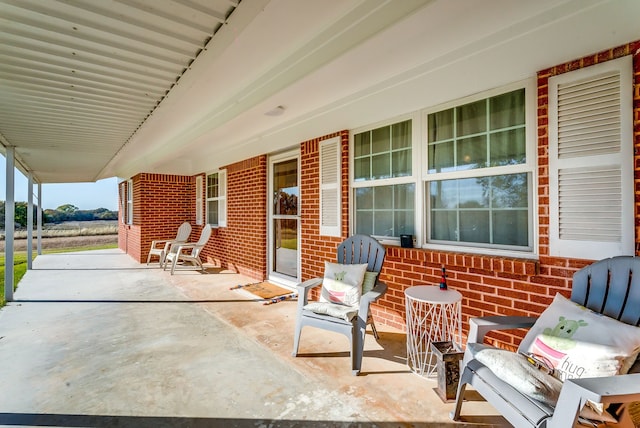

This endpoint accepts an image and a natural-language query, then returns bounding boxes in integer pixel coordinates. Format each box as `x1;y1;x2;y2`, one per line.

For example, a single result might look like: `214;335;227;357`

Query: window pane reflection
355;183;415;238
429;174;528;247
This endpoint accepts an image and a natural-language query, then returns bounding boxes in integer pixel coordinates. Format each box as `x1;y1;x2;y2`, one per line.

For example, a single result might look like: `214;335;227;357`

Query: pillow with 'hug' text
519;293;640;382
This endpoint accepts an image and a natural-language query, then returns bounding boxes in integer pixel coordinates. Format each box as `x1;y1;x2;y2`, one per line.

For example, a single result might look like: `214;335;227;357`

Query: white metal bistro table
405;285;462;377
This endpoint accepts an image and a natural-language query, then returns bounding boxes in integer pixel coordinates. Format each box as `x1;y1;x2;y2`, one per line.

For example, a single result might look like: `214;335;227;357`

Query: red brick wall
376;249;591;348
201;156;268;280
119;173;194;263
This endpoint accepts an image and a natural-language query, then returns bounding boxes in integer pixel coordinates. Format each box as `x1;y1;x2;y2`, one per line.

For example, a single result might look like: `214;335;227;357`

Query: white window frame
195;175;204;226
349;81;539;257
206;170;227;228
422;80;537;257
119;181;126;224
126;179;133;225
320;137;341;237
350;113;421;245
548;56;634;259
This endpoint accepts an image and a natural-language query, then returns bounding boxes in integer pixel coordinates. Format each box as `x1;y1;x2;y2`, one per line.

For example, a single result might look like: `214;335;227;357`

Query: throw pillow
529;334;623;379
518;293;640;382
320;262;368;307
362;271;378;295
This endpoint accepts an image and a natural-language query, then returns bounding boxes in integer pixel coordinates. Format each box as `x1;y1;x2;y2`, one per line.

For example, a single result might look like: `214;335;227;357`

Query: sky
0;157;119;211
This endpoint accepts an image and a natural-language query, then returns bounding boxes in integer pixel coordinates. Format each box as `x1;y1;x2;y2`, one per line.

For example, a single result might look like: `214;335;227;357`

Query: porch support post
37;183;42;255
4;147;15;302
27;173;33;270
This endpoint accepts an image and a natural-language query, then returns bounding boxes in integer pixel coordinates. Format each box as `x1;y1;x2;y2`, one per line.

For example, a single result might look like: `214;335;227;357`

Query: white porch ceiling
0;0;238;182
0;0;639;184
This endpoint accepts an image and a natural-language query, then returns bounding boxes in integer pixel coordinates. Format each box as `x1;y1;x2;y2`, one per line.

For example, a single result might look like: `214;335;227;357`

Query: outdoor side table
405;285;462;377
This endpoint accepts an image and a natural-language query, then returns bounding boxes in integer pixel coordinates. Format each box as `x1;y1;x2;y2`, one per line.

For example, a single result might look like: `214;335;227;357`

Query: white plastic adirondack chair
451;256;640;428
146;222;191;266
164;224;212;275
292;235;387;375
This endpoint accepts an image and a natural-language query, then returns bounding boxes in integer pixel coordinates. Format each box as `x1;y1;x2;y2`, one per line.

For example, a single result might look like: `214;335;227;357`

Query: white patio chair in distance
146;222;191;266
164;224;213;275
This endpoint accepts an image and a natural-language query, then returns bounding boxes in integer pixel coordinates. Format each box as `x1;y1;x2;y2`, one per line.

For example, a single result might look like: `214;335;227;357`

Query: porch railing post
4;147;15;302
27;173;33;269
37;183;42;255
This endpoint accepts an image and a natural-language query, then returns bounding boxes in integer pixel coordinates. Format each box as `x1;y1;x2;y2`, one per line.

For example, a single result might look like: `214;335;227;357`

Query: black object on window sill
400;234;413;248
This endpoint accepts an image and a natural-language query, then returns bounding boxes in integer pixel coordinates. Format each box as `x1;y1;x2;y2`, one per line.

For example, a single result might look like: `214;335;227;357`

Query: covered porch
0;249;507;427
1;2;639;425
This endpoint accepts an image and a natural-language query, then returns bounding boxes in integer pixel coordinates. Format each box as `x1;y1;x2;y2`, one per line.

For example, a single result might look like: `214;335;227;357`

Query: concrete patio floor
0;249;510;427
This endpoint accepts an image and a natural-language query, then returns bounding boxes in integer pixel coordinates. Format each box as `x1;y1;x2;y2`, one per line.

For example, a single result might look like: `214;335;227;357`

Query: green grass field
0;243;117;308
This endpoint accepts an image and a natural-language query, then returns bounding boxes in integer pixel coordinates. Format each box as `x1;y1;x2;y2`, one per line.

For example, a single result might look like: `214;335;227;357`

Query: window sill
421;243;538;261
387;245;539;277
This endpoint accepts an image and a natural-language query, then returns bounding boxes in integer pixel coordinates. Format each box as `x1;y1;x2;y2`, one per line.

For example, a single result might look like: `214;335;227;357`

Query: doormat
231;282;297;305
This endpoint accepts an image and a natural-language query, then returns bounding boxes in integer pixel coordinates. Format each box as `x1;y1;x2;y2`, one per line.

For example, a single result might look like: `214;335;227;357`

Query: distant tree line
0;202;117;227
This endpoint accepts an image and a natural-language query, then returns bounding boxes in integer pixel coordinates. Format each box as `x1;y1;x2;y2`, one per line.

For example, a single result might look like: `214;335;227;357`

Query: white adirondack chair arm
150;239;172;247
295;278;323;306
158;239;184;253
358;281;387;318
161;240;174;252
166;241;181;253
568;373;640;404
149;240;171;258
359;281;387;305
296;277;323;291
547;373;640;428
176;243;200;251
468;315;538;344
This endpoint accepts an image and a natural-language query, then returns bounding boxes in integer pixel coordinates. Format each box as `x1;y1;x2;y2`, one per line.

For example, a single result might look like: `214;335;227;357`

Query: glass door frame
267;150;301;287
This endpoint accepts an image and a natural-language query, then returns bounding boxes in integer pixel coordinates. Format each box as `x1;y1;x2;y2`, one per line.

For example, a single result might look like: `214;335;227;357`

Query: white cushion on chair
473;346;562;407
303;302;358;322
320;262;368;307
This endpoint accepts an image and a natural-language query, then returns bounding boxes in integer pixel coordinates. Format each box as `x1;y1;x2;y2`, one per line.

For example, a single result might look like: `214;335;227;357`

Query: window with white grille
424;86;534;251
207;170;227;227
126;180;133;225
352;119;415;241
548;56;633;259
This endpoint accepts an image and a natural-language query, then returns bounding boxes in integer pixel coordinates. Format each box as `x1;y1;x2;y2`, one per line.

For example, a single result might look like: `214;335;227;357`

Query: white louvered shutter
195;175;203;225
320;137;341;236
218;170;227;228
549;56;633;259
